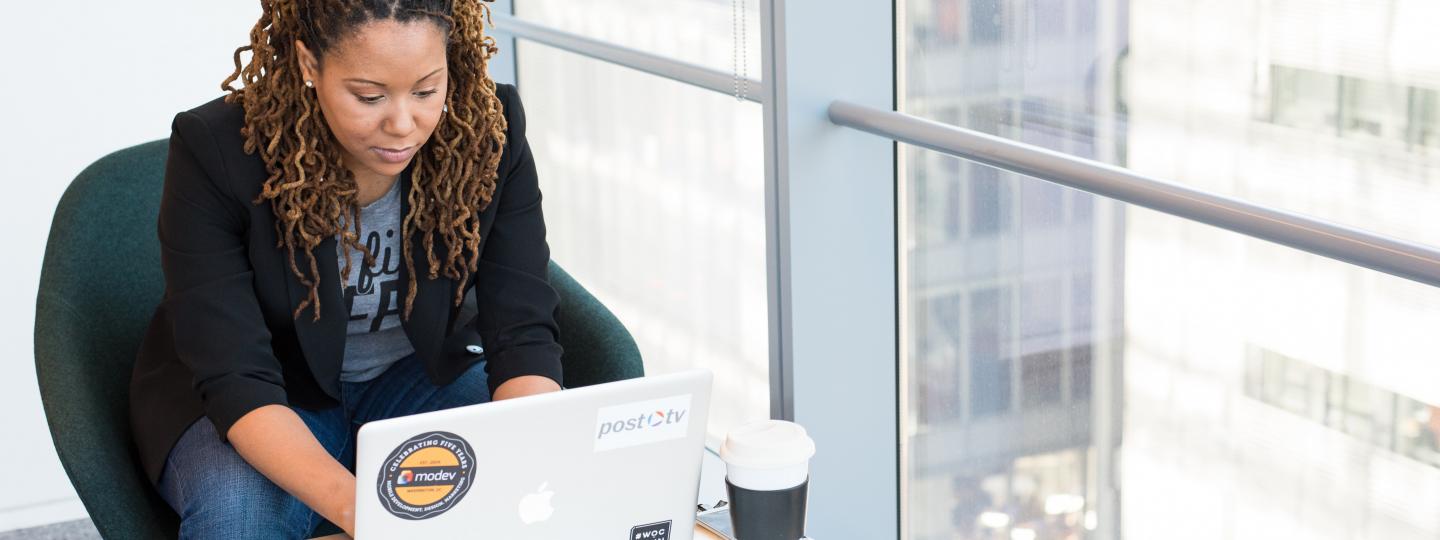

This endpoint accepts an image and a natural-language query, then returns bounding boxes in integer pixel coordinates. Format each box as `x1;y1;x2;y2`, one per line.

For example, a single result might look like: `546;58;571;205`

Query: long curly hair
220;0;507;322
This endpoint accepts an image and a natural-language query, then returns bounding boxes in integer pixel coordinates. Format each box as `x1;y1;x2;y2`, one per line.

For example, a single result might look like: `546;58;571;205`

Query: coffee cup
718;420;816;540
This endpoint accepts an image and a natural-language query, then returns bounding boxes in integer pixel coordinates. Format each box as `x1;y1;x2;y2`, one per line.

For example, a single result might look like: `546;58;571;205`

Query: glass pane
516;42;768;447
904;160;1440;539
901;0;1440;246
515;0;762;81
904;158;1101;539
901;1;1440;538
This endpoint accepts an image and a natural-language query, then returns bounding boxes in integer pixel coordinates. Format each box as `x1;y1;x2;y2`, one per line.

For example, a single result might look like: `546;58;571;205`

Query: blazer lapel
285;231;346;399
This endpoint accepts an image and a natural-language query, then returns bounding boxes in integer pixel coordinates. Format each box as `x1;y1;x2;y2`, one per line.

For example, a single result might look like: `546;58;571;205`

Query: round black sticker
376;431;476;520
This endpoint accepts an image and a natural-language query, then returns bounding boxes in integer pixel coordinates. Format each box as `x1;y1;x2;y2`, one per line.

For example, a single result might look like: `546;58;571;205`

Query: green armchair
34;139;642;538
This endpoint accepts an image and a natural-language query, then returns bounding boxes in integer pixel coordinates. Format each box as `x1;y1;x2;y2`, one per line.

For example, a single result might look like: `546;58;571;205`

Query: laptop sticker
631;519;673;539
594;394;693;452
376;431;476;520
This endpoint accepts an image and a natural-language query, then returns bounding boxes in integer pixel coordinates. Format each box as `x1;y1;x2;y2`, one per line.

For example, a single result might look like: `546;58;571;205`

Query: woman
128;1;563;537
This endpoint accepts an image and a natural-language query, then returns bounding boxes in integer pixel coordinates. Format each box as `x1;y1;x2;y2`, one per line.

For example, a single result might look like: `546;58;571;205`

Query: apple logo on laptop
518;482;555;524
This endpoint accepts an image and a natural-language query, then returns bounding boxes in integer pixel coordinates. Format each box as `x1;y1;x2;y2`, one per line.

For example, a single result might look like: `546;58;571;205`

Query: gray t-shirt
336;179;415;382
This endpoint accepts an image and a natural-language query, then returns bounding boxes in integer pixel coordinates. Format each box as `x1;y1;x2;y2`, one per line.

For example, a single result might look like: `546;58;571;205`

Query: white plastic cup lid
719;419;816;470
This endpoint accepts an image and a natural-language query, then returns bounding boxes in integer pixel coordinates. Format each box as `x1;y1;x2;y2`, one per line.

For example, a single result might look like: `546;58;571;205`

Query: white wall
0;1;259;530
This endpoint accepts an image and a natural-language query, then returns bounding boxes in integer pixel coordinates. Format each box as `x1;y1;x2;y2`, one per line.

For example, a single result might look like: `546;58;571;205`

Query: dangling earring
442;103;448;113
304;79;314;89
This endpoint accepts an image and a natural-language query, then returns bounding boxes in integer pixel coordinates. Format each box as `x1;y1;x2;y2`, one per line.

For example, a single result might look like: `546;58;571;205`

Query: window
968;287;1015;418
1269;65;1340;133
1411;87;1440;149
900;1;1440;538
514;0;760;75
515;21;767;447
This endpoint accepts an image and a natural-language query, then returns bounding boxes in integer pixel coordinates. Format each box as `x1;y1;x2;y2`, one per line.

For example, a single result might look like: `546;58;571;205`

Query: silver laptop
354;368;713;539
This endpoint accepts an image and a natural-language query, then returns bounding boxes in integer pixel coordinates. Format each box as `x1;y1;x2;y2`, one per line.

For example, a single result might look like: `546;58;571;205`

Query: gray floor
0;520;100;540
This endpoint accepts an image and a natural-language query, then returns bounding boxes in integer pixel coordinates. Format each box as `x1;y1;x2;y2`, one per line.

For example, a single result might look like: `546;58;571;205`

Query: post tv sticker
594;394;692;452
376;431;476;520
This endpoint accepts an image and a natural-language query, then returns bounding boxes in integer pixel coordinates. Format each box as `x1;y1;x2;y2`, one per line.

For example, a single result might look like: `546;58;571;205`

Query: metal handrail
829;100;1440;289
485;13;1440;289
490;13;765;104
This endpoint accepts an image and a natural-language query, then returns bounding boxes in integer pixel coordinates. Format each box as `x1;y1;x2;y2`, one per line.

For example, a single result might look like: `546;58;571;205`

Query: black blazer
129;83;563;484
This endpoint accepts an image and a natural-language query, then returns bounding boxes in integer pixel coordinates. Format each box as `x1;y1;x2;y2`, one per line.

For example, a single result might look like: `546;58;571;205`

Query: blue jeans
153;353;491;539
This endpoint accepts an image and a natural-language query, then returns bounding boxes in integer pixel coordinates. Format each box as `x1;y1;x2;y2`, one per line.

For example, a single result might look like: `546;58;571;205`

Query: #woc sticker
376;431;476;520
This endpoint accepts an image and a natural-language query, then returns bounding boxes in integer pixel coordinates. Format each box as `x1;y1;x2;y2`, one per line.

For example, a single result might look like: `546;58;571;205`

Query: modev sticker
594;394;692;452
376;431;476;520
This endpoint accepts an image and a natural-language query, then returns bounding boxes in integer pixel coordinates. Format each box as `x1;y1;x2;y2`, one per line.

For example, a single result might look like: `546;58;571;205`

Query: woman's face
295;20;448;183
